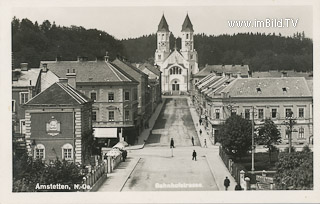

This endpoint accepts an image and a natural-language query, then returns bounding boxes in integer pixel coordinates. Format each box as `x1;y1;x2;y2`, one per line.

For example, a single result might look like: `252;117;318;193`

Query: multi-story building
155;14;199;94
137;62;162;113
112;58;150;130
12;63;59;157
24;80;93;164
41;56;139;145
195;75;313;147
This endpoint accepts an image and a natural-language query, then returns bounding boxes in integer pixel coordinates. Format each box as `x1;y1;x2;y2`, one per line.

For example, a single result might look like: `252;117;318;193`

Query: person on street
170;138;175;148
191;136;194;146
199;129;202;136
199;118;202;125
224;176;230;191
235;182;242;190
192;150;197;161
122;150;127;162
204;139;207;148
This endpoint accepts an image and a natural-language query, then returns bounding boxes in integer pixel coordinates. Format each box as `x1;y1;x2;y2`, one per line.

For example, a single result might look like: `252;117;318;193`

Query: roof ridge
105;61;123;81
65;84;89;103
57;83;83;104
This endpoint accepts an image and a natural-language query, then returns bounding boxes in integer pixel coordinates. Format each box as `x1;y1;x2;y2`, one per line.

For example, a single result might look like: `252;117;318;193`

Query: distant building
12;63;59;157
41;56;140;145
252;70;313;79
195;76;313;146
155;14;199;95
137;62;162;112
24;80;93;164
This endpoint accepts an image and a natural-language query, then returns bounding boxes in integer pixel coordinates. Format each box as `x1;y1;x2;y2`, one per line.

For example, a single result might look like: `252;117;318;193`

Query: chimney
237;72;241;78
281;71;287;77
66;70;76;89
42;63;48;72
59;78;68;85
104;51;109;62
77;56;88;62
20;63;28;71
56;56;62;61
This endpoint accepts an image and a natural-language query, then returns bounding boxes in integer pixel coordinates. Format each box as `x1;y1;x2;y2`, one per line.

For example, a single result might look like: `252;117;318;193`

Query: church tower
155;15;171;66
180;14;199;75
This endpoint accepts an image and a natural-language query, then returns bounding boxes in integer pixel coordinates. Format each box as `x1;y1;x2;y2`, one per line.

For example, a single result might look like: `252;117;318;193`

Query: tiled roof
25;82;91;106
306;80;313;94
138;62;161;76
40;60;138;84
112;58;148;80
40;70;60;92
221;77;312;98
12;68;41;87
252;70;313;79
181;14;194;32
158;15;170;32
195;64;250;77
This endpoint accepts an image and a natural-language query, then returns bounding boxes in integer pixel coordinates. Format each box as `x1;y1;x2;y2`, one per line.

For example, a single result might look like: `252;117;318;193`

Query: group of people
224;177;243;191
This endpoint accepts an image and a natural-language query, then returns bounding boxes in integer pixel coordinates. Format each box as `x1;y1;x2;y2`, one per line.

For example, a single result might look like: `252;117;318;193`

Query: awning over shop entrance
94;128;118;138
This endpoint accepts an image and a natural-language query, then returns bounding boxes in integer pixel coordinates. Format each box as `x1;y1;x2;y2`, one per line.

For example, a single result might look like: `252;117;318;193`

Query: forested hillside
12;18;313;72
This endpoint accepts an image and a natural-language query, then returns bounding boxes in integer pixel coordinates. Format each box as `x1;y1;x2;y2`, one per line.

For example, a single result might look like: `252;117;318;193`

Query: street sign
256;175;274;184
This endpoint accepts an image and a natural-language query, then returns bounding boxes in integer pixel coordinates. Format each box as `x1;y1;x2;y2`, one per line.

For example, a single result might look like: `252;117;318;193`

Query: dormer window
256;87;261;93
282;87;287;92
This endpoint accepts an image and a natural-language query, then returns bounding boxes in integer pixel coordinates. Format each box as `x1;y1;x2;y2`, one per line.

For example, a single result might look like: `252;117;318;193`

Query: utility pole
251;106;255;172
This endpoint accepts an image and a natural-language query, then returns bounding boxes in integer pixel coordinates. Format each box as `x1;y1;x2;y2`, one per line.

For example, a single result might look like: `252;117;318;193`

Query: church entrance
171;80;180;95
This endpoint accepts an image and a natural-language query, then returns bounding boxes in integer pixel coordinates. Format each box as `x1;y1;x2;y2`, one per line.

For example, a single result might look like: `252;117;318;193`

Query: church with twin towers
155;14;199;95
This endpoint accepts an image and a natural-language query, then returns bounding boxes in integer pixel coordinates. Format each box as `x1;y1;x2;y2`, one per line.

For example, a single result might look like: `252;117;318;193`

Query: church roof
158;15;170;32
181;14;194;32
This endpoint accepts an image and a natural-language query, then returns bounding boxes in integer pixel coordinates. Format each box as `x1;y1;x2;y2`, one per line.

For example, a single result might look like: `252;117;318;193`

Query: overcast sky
11;5;312;40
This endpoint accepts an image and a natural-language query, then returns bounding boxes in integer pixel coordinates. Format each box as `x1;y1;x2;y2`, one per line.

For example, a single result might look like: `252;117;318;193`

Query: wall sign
46;116;61;136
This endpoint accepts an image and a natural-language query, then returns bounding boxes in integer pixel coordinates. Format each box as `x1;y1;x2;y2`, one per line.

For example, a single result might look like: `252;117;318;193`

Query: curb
204;155;222;191
119;158;141;192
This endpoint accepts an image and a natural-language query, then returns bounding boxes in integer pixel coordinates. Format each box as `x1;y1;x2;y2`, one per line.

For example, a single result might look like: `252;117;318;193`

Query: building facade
41;56;139;145
24;81;93;164
155;14;199;95
195;75;313;147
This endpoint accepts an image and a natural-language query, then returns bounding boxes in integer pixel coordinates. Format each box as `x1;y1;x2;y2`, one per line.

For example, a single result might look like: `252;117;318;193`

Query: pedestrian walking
199;118;202;125
170;138;175;148
191;136;194;146
204;139;207;148
199;129;202;135
122;150;127;162
235;182;242;190
224;176;230;191
192;150;197;161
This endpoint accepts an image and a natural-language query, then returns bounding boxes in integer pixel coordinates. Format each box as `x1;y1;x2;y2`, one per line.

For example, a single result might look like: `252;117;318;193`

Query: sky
11;5;313;40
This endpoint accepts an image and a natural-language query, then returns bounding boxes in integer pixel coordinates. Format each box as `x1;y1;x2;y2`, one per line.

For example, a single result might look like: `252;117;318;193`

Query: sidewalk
187;97;214;148
187;97;237;191
95;157;140;192
126;99;166;150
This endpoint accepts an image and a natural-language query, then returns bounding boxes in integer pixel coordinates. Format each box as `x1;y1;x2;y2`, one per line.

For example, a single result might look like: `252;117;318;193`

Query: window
285;129;289;139
186;34;189;39
190;55;193;60
298;108;304;118
162;34;164;40
285;108;293;118
125;110;130;121
158;55;161;60
90;92;97;101
108;92;114;102
258;109;264;119
125;91;130;101
20;92;29;104
231;109;237;116
179;69;182;74
215;109;220;119
109;111;114;121
62;143;73;160
34;144;45;159
170;69;172;75
20;120;26;134
12;100;16;112
298;127;305;139
92;111;97;121
245;109;250;120
271;109;277;118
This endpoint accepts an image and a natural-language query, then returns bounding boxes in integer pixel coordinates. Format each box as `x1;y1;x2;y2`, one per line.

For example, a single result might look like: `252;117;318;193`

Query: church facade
155;14;199;95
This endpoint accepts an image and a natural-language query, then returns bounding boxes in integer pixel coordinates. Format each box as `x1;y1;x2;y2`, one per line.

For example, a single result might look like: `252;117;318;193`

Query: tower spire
181;14;194;32
158;14;170;32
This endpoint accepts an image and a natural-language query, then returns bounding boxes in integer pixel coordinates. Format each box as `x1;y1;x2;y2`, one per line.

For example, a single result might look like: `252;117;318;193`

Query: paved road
146;98;200;147
122;98;219;191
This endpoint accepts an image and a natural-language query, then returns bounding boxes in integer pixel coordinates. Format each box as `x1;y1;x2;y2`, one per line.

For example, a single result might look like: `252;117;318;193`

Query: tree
256;119;281;163
218;115;252;160
275;151;313;190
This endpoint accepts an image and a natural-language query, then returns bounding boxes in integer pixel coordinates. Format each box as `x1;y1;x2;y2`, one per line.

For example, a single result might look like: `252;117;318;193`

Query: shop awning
94;128;118;138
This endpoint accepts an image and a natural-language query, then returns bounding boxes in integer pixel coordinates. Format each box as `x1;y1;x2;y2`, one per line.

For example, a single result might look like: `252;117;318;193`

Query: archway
170;79;180;95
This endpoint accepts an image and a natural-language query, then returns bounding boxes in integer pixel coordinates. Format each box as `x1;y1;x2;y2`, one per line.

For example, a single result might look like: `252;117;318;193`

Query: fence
219;146;248;183
82;162;106;191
